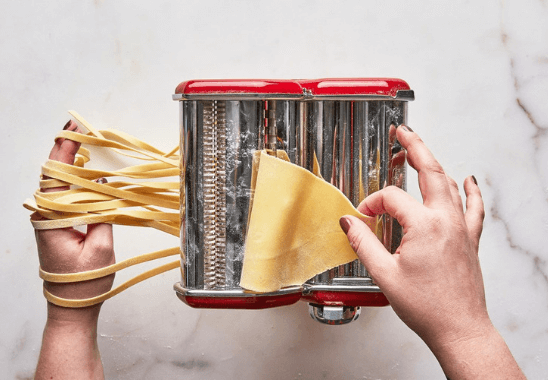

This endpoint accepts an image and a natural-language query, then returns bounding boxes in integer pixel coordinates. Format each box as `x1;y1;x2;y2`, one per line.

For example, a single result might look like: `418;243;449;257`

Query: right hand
339;125;489;349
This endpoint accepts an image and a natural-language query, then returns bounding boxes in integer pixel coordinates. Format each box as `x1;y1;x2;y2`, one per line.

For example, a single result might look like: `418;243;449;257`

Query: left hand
34;120;115;322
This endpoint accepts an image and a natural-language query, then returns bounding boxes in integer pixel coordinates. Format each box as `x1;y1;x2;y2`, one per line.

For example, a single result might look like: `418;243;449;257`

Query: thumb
84;223;115;268
340;215;395;287
83;179;115;267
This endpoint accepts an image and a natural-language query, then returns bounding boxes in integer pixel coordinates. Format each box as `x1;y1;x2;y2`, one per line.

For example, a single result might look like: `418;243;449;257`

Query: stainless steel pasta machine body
173;78;414;325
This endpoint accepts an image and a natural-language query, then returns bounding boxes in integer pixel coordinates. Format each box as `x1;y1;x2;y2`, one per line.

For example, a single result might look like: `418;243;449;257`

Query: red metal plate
176;292;303;310
175;79;303;96
299;78;411;97
302;290;390;307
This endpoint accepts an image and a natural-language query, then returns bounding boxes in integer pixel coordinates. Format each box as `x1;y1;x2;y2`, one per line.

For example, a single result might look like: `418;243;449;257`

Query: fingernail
339;216;351;234
94;177;108;184
399;124;414;133
471;175;478;186
63;120;72;130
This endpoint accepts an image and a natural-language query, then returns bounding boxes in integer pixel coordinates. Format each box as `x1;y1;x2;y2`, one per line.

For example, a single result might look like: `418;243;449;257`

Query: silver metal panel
180;98;407;291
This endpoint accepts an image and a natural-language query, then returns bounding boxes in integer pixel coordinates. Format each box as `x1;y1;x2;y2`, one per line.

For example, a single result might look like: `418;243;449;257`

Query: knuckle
424;161;446;176
407;133;424;147
88;239;113;256
347;229;367;254
469;195;486;222
426;210;446;229
446;175;459;190
477;206;486;221
383;185;402;198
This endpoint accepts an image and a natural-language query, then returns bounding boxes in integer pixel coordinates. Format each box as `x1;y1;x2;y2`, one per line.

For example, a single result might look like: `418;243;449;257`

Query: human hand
34;120;115;322
340;125;525;378
340;124;487;346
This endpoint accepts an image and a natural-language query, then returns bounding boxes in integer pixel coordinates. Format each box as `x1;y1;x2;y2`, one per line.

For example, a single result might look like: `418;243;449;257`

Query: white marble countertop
1;0;547;378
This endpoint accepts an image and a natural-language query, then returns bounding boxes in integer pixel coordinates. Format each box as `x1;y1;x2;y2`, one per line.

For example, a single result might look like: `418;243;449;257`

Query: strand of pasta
43;260;181;308
24;111;183;308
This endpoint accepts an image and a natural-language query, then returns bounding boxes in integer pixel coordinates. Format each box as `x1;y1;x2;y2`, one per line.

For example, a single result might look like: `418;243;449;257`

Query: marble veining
488;175;548;286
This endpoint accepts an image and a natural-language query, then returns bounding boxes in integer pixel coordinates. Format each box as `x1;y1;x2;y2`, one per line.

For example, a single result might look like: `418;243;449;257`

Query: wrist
429;317;496;358
46;301;102;328
37;305;104;380
427;313;495;352
44;313;98;338
429;321;525;379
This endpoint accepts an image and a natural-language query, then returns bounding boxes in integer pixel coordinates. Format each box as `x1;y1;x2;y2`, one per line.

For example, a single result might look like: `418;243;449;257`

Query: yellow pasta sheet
240;151;376;293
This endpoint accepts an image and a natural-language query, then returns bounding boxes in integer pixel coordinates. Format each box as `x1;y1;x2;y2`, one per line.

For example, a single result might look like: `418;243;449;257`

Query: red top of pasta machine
297;78;414;99
173;78;414;100
173;79;304;99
